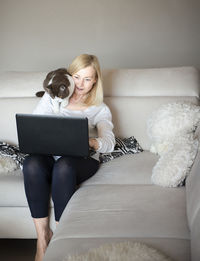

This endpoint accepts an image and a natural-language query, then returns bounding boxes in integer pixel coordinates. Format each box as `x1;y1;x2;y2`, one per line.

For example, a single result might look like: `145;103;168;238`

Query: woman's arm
95;120;115;153
92;104;115;153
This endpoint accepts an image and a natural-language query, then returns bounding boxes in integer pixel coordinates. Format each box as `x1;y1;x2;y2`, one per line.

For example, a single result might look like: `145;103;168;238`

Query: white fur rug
64;242;173;261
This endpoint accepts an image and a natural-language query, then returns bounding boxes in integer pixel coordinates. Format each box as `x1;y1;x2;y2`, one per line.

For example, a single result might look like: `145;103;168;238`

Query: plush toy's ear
43;70;56;88
46;85;52;90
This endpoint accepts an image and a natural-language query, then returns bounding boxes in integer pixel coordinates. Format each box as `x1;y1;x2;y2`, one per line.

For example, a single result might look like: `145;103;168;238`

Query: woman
23;54;115;261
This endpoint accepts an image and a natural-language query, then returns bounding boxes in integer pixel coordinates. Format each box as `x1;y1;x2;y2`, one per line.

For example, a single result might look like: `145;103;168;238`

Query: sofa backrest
0;67;199;149
102;67;200;149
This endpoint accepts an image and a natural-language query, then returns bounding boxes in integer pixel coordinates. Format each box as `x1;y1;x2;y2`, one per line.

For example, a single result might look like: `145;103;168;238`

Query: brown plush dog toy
36;68;75;113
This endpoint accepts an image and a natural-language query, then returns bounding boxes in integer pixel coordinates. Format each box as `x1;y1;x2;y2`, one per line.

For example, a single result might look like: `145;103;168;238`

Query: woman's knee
23;155;54;178
53;157;77;181
54;156;76;170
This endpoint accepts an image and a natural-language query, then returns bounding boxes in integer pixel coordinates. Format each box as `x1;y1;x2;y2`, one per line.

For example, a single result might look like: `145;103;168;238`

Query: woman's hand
89;138;99;151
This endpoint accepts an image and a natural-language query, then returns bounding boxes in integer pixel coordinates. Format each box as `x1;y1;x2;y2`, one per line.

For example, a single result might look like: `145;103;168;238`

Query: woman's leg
52;156;99;222
33;217;53;261
23;154;55;261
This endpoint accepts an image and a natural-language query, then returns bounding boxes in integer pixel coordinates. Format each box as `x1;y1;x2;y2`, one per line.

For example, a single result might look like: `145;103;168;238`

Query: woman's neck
66;93;88;111
70;93;85;103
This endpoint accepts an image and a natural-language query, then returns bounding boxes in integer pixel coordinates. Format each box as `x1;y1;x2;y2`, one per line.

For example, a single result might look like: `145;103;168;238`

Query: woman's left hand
89;138;99;151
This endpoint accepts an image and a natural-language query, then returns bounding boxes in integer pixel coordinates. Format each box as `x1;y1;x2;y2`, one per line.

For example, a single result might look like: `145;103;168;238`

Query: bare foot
35;229;53;261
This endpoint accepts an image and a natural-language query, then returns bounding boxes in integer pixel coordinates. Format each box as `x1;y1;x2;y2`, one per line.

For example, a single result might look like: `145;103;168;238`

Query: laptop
16;114;89;157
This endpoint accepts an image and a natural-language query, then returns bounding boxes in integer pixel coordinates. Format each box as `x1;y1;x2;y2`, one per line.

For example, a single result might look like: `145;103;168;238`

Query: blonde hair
68;54;103;106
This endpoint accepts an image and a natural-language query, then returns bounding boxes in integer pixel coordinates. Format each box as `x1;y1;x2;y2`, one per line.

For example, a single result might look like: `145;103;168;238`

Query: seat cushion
82;151;159;185
45;184;190;261
57;185;189;240
0;169;27;206
0;151;156;206
0;169;53;207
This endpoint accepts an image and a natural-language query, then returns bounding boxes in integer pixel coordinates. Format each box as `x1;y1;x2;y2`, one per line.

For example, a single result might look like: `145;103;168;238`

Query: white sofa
0;67;199;261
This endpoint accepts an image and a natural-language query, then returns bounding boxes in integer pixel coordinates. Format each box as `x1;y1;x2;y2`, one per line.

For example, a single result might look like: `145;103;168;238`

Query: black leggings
23;155;99;222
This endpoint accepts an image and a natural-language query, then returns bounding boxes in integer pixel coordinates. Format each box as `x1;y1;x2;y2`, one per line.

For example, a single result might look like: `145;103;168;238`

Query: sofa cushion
0;207;55;238
99;136;143;163
104;96;200;150
2;95;198;149
0;97;38;145
0;71;47;98
0;169;52;207
1;67;199;98
102;67;200;97
0;169;27;206
0;151;156;207
59;185;189;240
46;184;189;261
83;151;158;185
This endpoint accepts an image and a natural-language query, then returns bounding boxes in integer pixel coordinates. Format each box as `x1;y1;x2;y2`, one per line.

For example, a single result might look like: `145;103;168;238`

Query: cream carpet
64;241;173;261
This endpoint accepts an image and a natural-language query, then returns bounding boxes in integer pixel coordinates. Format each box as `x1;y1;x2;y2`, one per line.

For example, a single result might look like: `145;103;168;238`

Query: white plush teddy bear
147;102;200;187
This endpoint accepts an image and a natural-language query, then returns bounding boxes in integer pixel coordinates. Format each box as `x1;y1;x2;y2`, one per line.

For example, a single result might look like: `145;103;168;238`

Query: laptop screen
16;114;89;157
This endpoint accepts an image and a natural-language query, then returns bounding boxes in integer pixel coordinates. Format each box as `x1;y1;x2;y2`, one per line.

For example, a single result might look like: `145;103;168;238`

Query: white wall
0;0;199;71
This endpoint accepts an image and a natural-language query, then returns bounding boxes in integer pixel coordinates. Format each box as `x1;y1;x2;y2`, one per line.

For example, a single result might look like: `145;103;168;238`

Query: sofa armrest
194;123;200;140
